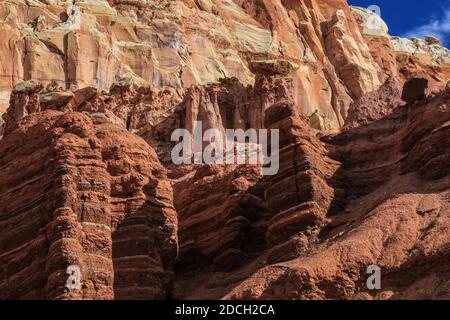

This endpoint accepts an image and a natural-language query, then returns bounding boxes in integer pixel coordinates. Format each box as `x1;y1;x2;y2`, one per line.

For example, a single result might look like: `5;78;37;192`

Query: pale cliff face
0;0;449;132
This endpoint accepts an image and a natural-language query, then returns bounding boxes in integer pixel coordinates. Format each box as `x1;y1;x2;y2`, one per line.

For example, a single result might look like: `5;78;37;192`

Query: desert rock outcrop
2;0;449;132
0;102;177;299
0;0;449;301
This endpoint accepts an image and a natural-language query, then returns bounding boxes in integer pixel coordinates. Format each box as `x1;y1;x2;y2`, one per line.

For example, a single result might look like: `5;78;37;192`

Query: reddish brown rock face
1;74;449;300
0;109;177;299
401;78;429;103
344;77;404;129
171;74;450;300
0;0;449;301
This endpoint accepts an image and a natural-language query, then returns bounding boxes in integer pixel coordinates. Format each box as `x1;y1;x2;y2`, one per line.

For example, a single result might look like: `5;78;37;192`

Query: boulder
13;80;43;94
249;59;299;76
425;35;441;46
40;91;75;110
402;78;429;103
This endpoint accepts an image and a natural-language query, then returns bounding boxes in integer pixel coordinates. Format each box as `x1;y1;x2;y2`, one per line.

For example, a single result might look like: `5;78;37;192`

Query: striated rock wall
0;75;449;300
0;0;449;301
0;94;177;299
344;77;403;129
171;75;450;300
221;82;450;300
172;74;331;298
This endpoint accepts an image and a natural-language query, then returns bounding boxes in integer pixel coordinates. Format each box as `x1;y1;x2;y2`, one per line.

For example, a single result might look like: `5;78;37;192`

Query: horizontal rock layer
0;100;177;299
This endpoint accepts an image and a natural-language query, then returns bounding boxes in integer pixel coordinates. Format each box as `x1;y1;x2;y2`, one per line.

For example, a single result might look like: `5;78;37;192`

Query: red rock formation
168;73;449;300
1;68;449;301
344;77;403;129
0;73;449;301
2;80;43;135
0;99;177;299
167;70;339;298
0;0;449;302
174;165;266;273
224;85;450;300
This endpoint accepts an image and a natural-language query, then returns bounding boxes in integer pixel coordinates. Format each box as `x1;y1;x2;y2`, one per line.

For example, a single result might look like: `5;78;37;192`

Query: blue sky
349;0;450;47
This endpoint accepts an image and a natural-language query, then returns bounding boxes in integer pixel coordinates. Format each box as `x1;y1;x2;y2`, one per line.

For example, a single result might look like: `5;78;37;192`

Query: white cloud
402;9;450;46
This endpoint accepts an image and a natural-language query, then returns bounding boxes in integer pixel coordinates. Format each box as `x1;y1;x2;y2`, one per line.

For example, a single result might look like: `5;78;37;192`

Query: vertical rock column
259;75;340;263
2;80;43;135
44;114;114;299
66;31;80;90
44;204;85;299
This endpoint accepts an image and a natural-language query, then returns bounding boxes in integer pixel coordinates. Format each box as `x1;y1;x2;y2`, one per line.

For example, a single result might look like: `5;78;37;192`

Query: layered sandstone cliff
1;0;449;132
173;75;450;300
0;0;449;300
0;82;177;299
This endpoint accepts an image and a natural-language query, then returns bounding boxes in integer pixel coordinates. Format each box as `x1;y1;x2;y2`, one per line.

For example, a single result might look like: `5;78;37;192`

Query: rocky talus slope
0;0;449;300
